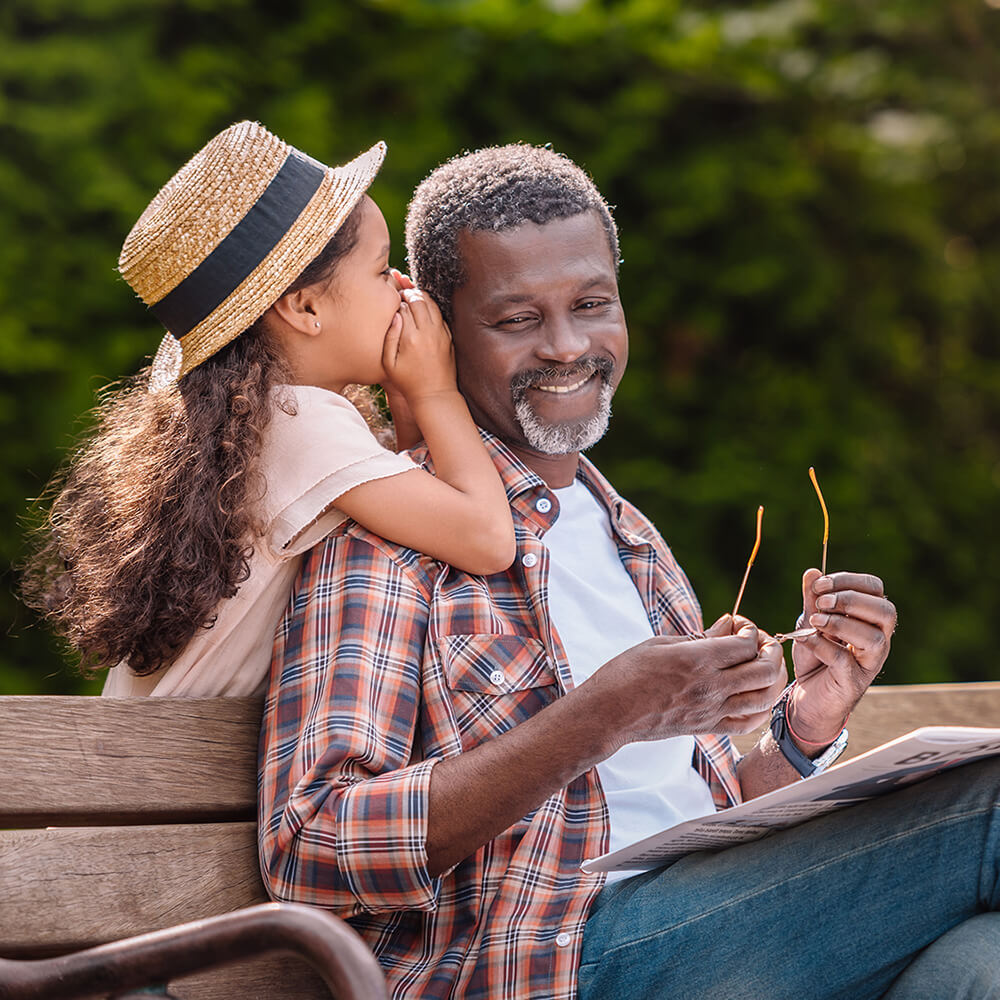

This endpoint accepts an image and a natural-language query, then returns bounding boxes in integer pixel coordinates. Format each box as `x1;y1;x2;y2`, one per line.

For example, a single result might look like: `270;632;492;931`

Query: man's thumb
705;614;734;637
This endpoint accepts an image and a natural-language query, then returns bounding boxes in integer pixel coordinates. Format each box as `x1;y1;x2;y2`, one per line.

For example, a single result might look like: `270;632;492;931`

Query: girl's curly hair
22;203;389;677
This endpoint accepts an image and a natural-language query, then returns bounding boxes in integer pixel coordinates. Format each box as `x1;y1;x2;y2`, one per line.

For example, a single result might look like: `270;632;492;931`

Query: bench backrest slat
843;681;1000;754
0;696;262;826
732;681;1000;756
0;821;267;955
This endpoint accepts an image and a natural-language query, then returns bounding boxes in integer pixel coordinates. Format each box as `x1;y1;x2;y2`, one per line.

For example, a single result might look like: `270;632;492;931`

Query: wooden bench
2;683;998;998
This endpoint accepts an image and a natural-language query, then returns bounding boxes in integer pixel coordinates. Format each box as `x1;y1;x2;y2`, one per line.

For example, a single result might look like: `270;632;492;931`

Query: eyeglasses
732;467;829;642
809;465;829;575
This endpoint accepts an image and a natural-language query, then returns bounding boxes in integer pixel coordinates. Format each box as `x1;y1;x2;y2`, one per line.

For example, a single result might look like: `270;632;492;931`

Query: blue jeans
578;756;1000;1000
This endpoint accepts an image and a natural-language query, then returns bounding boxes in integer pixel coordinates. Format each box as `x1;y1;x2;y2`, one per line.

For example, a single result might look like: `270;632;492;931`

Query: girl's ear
270;287;323;337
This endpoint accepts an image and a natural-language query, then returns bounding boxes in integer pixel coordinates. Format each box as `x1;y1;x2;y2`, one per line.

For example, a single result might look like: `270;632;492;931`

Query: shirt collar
408;429;546;505
477;431;548;505
411;430;647;548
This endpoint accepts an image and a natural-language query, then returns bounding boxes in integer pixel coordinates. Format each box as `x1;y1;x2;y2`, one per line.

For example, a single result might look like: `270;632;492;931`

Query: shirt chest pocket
436;634;559;751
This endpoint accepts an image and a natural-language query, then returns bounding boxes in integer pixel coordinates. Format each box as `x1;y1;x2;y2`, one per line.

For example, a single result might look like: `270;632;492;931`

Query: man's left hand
788;569;897;746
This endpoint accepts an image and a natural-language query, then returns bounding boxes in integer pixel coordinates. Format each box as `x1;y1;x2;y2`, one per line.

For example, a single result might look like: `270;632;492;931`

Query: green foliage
2;0;999;692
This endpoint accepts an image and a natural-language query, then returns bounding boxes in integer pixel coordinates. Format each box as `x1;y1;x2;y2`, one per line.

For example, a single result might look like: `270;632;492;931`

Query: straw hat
119;121;386;389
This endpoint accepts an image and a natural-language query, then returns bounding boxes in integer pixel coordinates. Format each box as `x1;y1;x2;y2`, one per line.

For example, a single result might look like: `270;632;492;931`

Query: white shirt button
489;669;505;686
536;497;552;514
522;552;538;568
555;932;573;948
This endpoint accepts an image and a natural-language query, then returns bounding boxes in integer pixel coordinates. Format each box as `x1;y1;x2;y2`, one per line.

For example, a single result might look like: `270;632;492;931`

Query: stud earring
314;321;321;329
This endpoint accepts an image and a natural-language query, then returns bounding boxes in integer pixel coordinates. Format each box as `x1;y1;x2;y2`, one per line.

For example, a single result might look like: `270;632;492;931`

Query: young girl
23;121;515;696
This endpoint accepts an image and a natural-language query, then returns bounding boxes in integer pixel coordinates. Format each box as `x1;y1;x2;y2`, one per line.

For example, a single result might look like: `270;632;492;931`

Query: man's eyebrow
574;276;616;293
482;277;615;309
483;292;534;308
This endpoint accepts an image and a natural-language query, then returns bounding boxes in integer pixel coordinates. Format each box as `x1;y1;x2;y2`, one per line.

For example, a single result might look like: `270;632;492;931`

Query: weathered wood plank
0;948;335;999
173;954;331;1000
0;696;262;825
7;687;996;824
732;681;1000;756
0;823;267;954
3;684;996;968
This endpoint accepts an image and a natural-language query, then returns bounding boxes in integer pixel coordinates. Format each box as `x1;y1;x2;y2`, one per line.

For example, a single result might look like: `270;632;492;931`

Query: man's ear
270;287;322;337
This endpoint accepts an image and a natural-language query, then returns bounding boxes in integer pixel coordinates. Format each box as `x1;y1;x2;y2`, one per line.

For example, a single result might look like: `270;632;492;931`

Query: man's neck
504;443;581;488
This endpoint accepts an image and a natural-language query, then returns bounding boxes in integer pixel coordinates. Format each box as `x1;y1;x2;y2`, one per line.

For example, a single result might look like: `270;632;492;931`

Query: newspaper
581;726;1000;874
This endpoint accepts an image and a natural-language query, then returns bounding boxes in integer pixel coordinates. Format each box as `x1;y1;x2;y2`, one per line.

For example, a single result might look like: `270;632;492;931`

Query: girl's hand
382;288;457;401
391;268;416;292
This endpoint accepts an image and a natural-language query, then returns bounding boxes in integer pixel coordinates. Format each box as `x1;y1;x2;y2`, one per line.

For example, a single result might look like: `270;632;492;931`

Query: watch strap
770;686;849;778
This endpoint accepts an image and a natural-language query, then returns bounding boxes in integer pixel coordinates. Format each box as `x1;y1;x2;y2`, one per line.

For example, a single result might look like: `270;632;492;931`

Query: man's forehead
455;211;617;304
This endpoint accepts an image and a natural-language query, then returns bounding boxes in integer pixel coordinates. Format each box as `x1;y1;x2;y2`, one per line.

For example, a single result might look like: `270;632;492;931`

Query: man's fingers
715;639;785;702
798;630;864;675
720;641;787;726
716;710;771;735
721;685;781;721
650;628;757;665
813;571;885;599
719;668;785;711
617;628;786;740
647;634;698;647
705;614;734;637
812;589;896;634
800;567;823;615
806;613;890;664
707;625;759;666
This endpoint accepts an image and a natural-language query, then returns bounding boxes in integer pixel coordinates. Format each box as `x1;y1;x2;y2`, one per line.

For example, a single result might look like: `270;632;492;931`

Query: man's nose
537;315;589;364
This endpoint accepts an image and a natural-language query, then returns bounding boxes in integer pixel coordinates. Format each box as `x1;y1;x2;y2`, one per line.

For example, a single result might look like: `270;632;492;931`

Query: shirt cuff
335;756;441;913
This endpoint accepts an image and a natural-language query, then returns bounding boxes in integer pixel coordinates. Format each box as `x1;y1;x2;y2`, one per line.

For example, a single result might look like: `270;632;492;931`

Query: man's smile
513;357;613;400
534;373;596;394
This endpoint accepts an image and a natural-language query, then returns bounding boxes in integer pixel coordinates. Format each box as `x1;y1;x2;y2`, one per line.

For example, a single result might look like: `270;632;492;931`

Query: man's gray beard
512;379;613;455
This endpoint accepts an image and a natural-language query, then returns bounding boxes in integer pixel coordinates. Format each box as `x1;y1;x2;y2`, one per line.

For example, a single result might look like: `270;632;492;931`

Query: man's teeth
536;375;591;393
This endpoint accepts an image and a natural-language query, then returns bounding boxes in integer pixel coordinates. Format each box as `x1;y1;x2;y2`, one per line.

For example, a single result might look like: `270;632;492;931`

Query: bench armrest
0;902;387;1000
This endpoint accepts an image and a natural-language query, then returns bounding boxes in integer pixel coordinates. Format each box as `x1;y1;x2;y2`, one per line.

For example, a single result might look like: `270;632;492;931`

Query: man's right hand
427;616;783;876
586;615;787;751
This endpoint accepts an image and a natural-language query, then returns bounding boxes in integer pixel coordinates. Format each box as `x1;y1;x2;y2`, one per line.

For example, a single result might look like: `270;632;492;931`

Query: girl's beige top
102;384;417;697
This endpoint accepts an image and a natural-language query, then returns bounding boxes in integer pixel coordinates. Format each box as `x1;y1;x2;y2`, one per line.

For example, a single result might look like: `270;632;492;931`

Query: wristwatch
770;686;849;778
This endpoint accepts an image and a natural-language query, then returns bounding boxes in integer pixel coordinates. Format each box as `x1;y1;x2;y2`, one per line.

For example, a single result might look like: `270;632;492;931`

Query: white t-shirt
102;384;417;698
542;479;716;882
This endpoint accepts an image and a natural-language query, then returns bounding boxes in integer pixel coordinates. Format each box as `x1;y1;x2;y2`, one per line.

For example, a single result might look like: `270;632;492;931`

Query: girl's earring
314;321;321;329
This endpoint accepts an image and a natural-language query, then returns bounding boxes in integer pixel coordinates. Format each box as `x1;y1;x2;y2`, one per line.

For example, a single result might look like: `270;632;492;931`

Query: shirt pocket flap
438;634;556;693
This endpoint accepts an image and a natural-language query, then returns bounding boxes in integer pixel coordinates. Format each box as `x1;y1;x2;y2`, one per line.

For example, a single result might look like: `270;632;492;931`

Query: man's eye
498;315;532;326
578;299;606;310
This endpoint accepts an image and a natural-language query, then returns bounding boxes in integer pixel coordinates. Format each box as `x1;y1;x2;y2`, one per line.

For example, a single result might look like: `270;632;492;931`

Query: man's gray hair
404;143;620;322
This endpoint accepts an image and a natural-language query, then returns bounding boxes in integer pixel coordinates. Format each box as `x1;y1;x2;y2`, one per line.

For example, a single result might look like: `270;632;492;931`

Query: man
259;145;999;1000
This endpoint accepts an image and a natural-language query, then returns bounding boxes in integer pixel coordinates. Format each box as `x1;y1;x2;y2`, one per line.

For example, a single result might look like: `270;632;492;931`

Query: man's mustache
510;356;615;395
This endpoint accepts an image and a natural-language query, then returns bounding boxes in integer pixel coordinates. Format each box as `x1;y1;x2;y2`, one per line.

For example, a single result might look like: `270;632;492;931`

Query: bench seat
2;684;998;997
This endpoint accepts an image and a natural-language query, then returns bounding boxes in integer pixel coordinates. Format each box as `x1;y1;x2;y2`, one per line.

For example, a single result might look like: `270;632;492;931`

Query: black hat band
150;151;326;337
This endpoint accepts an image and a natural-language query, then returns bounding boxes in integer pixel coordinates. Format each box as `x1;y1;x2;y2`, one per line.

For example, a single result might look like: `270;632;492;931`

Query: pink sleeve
260;386;418;557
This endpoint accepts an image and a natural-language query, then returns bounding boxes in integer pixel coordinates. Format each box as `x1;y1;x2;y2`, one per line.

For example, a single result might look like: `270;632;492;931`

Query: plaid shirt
258;434;742;1000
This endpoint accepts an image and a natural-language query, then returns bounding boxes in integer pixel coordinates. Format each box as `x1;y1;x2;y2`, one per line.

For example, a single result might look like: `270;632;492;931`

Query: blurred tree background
2;0;998;695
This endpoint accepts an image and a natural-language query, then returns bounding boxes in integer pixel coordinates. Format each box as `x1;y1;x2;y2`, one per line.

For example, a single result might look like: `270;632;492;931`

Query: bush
3;0;998;691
